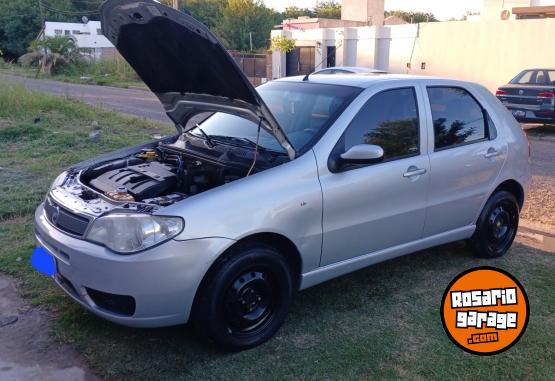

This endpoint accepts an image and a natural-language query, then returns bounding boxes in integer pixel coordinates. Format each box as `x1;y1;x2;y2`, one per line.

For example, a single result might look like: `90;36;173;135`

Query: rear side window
341;87;420;161
427;87;486;150
512;70;535;84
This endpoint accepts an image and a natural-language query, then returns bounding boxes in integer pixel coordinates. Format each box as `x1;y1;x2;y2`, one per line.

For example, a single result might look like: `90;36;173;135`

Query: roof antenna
303;45;337;81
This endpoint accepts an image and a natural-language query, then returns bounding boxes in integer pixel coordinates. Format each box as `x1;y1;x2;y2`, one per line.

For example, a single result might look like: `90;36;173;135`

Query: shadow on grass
50;241;555;380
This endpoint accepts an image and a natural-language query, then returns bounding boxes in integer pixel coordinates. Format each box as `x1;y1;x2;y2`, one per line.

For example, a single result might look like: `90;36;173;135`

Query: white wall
392;18;555;91
272;17;555;92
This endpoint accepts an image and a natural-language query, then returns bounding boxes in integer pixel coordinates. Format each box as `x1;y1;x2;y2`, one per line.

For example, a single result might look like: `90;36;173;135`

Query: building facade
43;21;116;60
271;0;555;92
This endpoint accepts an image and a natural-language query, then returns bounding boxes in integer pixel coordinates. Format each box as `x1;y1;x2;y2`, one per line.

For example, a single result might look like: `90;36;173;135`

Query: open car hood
100;0;295;159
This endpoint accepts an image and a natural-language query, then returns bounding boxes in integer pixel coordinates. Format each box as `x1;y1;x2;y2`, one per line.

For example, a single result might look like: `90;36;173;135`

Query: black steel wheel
469;190;519;258
192;243;294;351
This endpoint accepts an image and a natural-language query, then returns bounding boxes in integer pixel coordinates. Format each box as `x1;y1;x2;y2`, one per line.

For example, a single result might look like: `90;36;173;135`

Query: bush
19;52;40;68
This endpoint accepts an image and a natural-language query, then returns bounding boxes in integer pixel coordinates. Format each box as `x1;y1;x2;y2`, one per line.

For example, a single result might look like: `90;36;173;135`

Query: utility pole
172;0;178;10
37;0;47;75
249;32;253;52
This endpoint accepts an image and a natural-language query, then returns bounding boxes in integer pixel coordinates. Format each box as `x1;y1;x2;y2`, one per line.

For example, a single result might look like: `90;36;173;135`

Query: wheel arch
493;179;525;210
190;232;303;322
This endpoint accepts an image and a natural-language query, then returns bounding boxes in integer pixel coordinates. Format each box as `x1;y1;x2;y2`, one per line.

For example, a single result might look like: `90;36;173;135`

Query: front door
286;47;315;76
286;48;300;76
319;87;430;266
326;46;336;68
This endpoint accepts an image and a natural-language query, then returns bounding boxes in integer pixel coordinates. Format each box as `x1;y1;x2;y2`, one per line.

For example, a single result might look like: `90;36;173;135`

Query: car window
427;87;486;150
512;70;535;84
317;69;333;74
340;87;420;161
535;71;548;84
546;70;555;85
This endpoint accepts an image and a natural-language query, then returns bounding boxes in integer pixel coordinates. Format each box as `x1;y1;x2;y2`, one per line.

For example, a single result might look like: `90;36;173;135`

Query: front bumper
34;203;234;327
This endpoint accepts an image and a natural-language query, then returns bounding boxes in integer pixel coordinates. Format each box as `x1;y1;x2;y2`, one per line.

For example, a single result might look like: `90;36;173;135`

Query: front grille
86;288;136;316
44;197;90;236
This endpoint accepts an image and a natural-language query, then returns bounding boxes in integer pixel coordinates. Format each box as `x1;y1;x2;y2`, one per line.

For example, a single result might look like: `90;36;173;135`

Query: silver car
33;0;531;351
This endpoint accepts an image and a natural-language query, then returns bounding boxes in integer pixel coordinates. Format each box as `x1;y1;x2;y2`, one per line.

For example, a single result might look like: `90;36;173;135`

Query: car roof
275;73;464;89
320;66;378;72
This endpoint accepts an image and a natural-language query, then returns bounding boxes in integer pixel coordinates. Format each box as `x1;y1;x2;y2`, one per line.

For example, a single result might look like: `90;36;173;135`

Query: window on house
97;28;102;35
427;87;486;150
340;87;420;162
54;29;62;35
64;30;70;35
72;30;80;34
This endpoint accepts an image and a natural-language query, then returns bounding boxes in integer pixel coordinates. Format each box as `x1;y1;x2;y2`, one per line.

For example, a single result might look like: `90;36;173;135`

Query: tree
71;0;103;15
0;0;74;60
365;119;419;160
433;118;475;148
216;0;279;52
270;35;296;53
384;10;437;23
30;35;79;74
181;0;227;30
283;6;314;19
314;0;341;19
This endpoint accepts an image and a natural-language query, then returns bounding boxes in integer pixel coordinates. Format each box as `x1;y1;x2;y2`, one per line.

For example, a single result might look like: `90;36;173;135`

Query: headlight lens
49;171;67;193
85;213;184;253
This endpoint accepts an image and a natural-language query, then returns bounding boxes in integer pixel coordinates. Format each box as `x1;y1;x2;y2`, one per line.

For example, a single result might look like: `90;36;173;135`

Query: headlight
85;213;184;254
49;171;67;193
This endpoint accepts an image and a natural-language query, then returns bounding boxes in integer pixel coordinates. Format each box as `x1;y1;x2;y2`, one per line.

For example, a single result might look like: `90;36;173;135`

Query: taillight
537;91;555;98
496;89;508;96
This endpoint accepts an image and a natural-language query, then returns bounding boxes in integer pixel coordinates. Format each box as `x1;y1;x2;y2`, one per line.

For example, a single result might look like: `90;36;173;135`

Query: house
481;0;555;20
40;21;116;60
270;0;555;92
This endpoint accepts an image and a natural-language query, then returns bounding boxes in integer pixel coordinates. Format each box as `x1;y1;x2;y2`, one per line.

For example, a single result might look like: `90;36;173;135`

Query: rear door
421;85;507;237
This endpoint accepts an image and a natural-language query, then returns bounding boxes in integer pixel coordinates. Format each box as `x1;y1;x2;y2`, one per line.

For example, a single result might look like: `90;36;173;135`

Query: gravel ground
521;139;555;229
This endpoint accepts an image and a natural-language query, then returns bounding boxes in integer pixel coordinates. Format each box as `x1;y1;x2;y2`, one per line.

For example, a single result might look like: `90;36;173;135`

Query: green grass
0;83;554;380
0;60;146;89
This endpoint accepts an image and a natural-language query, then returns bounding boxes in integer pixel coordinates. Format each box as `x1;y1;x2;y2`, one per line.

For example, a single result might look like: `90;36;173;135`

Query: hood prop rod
246;118;263;177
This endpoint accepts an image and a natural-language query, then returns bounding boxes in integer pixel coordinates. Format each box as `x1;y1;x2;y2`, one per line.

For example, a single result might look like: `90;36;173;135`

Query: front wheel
192;243;294;351
468;190;519;258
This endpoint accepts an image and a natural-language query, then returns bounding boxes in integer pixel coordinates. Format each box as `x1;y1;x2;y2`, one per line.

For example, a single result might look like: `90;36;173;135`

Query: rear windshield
510;70;555;85
190;81;360;154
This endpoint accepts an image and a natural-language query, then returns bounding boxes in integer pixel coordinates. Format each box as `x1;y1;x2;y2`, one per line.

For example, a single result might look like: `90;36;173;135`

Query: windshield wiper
209;135;265;151
195;124;214;147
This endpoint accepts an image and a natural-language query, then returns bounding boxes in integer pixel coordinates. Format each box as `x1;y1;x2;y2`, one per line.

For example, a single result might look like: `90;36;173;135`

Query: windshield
189;81;360;153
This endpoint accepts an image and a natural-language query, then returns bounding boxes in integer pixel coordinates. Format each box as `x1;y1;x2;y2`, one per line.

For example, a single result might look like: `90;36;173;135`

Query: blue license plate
31;247;57;276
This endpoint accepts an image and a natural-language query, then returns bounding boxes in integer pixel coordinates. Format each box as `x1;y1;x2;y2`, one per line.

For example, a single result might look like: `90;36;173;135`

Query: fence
228;51;269;86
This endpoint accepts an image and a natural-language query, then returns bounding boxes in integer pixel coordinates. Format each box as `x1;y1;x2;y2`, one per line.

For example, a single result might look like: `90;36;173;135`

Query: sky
264;0;484;21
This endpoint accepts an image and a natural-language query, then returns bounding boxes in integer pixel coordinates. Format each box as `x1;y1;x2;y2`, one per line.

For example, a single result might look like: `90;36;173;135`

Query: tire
192;243;294;351
468;190;520;258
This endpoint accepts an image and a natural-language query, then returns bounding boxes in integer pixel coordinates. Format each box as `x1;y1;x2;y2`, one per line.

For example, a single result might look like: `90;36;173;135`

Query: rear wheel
469;190;519;258
192;243;294;351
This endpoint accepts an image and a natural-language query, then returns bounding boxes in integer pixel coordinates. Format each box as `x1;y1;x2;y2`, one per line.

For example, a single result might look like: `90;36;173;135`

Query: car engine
54;133;286;215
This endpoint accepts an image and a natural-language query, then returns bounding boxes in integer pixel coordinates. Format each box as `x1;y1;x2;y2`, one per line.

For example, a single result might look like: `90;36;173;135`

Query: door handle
403;167;427;178
484;148;500;159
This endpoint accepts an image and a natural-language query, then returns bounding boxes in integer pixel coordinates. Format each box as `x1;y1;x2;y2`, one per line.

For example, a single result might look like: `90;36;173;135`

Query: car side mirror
339;144;384;166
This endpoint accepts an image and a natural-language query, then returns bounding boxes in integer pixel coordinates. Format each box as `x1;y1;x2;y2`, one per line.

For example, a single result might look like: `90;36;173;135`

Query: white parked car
33;0;531;351
313;66;388;75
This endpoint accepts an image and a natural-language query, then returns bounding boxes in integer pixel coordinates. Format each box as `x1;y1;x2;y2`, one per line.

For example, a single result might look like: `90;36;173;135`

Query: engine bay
54;133;287;215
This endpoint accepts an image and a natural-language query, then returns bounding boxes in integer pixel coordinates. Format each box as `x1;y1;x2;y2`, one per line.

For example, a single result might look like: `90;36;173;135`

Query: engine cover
89;161;176;200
